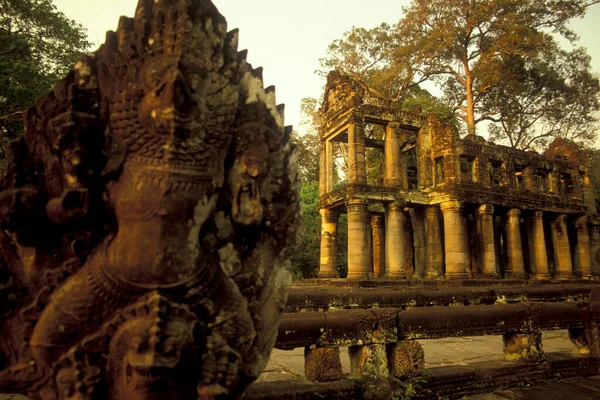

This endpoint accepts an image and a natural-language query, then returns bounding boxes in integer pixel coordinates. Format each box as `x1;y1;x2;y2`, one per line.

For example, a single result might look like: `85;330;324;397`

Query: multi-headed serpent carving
0;0;300;398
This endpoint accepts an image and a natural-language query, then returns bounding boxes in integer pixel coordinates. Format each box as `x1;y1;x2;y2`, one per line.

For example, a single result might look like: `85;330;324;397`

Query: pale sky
53;0;600;136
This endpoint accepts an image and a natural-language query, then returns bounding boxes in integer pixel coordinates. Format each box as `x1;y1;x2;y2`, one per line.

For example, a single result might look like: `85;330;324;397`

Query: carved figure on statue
0;0;300;398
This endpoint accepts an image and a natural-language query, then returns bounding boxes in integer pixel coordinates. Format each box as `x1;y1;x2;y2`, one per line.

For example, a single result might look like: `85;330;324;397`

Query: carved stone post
503;332;544;362
347;199;371;278
319;209;339;278
385;201;406;279
574;216;593;279
425;206;444;278
304;347;343;381
384;122;405;187
477;204;498;278
440;201;468;279
387;340;424;379
371;215;386;278
349;344;389;379
530;211;550;280
552;214;574;279
506;208;526;279
347;117;367;184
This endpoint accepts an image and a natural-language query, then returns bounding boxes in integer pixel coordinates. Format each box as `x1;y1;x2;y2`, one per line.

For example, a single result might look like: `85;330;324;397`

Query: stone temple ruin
318;71;600;281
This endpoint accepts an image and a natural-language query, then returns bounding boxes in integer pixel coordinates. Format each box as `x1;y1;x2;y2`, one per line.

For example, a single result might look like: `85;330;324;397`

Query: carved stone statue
0;0;300;398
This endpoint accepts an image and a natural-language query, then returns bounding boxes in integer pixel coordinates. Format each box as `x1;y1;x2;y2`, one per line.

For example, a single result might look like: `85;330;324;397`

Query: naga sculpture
0;0;300;398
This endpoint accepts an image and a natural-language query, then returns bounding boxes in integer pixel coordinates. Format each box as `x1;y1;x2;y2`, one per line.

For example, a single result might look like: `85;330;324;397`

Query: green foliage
486;47;600;150
336;213;348;278
290;181;321;279
395;0;593;136
0;0;91;165
318;23;426;104
292;130;320;184
586;149;600;211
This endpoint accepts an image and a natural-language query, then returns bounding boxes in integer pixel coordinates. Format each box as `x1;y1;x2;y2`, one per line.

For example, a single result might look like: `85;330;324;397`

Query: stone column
425;206;444;278
477;204;498;278
530;211;550;280
347;199;371;278
411;209;427;278
505;208;526;279
582;171;598;214
319;139;327;194
384;122;404;187
440;201;468;279
371;215;385;278
347;118;367;184
325;139;334;193
574;216;593;279
385;201;406;279
590;224;600;277
319;209;339;278
552;214;574;279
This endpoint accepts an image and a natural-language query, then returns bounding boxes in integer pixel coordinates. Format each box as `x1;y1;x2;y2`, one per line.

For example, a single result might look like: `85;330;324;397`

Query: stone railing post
503;332;544;362
304;347;343;381
387;340;424;379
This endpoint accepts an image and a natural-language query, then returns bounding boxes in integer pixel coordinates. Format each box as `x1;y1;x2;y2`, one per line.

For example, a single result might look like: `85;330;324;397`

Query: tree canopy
0;0;91;164
317;0;600;149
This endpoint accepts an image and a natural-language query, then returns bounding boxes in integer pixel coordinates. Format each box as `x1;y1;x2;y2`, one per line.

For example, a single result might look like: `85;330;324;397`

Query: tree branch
0;111;24;121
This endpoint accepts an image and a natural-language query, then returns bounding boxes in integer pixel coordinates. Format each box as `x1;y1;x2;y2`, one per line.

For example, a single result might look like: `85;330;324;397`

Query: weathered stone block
304;347;343;382
349;344;389;379
387;340;424;378
503;332;544;362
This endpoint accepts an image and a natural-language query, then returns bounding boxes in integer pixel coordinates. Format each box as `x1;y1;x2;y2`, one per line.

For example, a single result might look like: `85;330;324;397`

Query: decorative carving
0;0;300;398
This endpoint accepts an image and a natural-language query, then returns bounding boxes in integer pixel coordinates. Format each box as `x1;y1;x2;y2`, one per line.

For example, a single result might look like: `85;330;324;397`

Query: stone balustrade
273;295;600;385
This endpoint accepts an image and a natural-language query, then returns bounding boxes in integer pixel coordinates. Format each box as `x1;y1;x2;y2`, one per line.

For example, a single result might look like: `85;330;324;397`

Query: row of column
320;200;595;279
320;119;411;194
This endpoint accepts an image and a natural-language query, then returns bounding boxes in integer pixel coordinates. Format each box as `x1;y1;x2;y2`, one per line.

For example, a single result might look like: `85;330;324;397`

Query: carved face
138;55;203;141
107;315;197;399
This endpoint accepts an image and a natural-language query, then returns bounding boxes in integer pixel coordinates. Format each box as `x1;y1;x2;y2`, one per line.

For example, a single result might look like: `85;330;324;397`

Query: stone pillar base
387;340;424;379
349;344;389;379
532;273;551;280
425;271;444;279
503;332;544;362
317;272;338;278
304;347;343;381
444;272;469;280
477;272;500;279
555;271;576;280
568;328;591;355
504;271;527;280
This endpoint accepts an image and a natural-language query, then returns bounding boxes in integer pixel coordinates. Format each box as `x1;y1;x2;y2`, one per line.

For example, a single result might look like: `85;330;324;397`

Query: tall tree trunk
464;68;476;136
